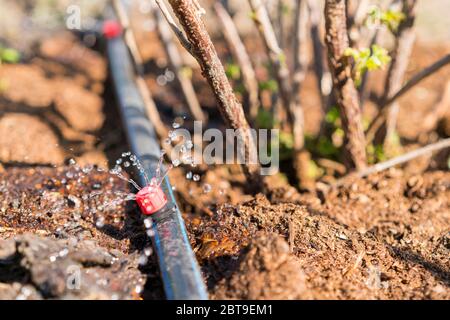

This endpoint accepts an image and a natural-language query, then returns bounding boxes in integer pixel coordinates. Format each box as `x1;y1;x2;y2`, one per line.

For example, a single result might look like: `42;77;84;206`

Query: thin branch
276;0;285;49
292;0;309;107
422;80;450;132
154;0;193;54
112;0;144;70
248;0;305;150
112;0;167;139
335;138;450;185
248;0;291;115
324;0;367;170
307;0;331;111
214;2;260;121
164;0;262;186
366;53;450;144
384;53;450;107
347;0;370;46
152;4;206;122
382;0;418;146
291;0;308;171
353;0;371;25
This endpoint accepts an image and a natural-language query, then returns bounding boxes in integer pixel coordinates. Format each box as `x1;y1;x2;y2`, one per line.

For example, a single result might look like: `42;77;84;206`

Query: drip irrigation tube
106;33;208;300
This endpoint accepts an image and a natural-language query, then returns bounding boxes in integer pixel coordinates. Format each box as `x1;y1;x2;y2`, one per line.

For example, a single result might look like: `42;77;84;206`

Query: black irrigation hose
106;34;208;300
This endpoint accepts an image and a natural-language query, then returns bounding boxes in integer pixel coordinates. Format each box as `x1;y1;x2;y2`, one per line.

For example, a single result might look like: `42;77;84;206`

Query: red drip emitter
135;178;168;215
102;20;122;39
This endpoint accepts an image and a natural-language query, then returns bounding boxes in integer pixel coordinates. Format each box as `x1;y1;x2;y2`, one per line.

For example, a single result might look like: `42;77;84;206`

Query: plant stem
335;138;450;185
152;4;206;122
214;2;260;121
382;0;417;147
366;53;450;144
324;0;367;170
292;0;309;110
384;53;450;107
164;0;262;186
248;0;305;150
112;0;167;139
307;0;330;111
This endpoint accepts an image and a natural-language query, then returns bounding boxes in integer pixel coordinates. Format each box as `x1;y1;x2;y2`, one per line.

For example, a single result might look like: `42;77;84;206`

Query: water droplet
138;254;148;266
157;75;167;86
135;284;143;294
186;171;193;180
193;174;200;182
144;247;153;256
116;158;123;165
203;184;212;193
172;159;180;167
82;165;93;174
165;70;175;81
168;130;176;140
96;217;105;228
69;159;76;165
124;161;130;168
143;218;152;229
59;248;69;257
172;122;180;129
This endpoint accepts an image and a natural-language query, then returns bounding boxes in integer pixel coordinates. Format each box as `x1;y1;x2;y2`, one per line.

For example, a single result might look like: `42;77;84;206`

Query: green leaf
307;159;323;179
345;45;390;86
381;9;406;32
316;136;339;157
325;106;340;125
256;109;275;129
258;79;278;93
1;48;20;63
365;7;405;33
225;63;241;80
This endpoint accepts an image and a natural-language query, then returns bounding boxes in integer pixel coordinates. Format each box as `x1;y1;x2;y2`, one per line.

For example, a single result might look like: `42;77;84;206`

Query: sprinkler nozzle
135;178;168;215
102;20;122;39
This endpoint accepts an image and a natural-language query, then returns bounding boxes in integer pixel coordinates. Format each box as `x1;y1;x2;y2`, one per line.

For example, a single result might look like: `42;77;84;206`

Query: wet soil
0;24;448;300
0;33;164;299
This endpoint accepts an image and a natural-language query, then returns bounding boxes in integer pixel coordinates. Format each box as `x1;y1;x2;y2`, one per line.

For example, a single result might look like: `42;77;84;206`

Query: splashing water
63;151;172;224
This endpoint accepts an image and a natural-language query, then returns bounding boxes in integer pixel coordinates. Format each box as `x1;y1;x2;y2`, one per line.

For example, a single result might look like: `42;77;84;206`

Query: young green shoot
366;7;406;33
344;45;391;86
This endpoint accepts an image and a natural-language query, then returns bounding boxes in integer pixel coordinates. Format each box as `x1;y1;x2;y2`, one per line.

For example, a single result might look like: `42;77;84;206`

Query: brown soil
0;33;164;299
136;22;450;299
172;167;449;300
0;21;448;300
0;113;64;164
